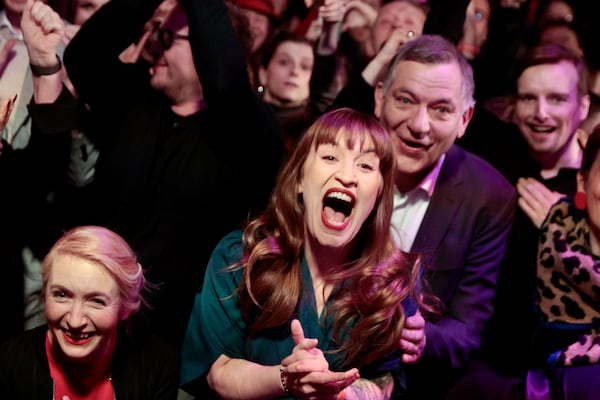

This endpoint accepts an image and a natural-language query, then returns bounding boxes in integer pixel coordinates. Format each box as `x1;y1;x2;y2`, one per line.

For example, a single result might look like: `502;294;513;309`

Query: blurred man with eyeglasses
25;0;283;351
145;22;201;114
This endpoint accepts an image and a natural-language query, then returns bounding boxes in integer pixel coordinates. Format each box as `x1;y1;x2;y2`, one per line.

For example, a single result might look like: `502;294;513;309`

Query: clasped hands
280;319;358;400
280;312;426;399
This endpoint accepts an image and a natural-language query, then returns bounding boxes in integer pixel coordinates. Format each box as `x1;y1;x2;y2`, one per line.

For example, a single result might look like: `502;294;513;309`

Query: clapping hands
280;319;359;399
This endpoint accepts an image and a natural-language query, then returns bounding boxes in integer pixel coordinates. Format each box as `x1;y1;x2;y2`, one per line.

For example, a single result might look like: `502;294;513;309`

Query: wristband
30;55;62;76
279;365;290;393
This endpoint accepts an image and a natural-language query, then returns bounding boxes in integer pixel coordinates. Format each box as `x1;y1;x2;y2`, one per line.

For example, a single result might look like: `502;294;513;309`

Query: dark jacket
402;145;516;399
0;324;179;399
62;0;283;348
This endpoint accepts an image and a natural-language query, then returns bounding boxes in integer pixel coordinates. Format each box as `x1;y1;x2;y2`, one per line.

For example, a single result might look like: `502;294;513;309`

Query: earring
574;191;587;210
257;85;264;94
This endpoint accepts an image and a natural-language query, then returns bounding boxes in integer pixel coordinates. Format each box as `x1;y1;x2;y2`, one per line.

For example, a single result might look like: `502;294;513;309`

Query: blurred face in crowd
258;40;313;106
2;0;38;16
299;132;383;250
72;0;109;25
375;60;473;192
462;0;491;47
240;7;270;53
45;255;123;364
538;25;583;57
147;5;204;112
372;1;426;52
514;60;589;160
2;0;27;17
539;0;573;25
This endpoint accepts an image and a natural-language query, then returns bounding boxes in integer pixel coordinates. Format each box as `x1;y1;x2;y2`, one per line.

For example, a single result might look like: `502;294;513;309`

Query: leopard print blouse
537;199;600;366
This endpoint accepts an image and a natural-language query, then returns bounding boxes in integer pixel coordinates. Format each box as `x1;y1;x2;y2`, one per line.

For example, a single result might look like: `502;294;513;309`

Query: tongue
324;206;346;223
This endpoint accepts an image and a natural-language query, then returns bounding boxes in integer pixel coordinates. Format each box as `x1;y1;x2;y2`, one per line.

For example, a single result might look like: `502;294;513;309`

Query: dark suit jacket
405;145;517;398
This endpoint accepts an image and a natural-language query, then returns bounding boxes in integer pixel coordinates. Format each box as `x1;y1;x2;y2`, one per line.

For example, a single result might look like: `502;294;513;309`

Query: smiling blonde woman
0;226;180;400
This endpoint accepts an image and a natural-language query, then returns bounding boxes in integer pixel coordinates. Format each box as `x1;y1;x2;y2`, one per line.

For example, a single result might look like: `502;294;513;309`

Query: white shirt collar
398;153;446;198
0;10;22;40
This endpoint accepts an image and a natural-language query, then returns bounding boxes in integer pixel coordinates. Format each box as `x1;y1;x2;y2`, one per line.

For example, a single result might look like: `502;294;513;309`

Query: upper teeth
327;192;352;203
66;331;90;339
531;125;554;133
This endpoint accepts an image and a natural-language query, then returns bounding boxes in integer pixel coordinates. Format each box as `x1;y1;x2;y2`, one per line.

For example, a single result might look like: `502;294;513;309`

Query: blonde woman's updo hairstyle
41;226;147;319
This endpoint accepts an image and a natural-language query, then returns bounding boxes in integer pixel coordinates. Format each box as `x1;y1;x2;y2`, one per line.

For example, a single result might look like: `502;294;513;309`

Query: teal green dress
180;230;415;394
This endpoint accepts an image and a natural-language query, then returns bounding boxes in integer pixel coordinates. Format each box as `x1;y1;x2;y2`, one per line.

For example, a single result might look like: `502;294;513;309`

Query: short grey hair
382;34;475;109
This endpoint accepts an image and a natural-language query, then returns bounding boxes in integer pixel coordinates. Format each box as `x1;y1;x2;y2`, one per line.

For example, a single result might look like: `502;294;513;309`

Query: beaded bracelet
279;365;290;393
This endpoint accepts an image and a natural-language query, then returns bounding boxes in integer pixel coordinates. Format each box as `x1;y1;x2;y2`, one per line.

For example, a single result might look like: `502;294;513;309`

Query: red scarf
45;332;116;400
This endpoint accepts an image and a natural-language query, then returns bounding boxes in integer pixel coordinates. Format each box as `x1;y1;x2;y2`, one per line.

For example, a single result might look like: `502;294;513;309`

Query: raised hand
281;319;359;399
517;177;564;228
341;0;377;33
308;0;346;53
319;0;346;25
362;27;409;86
21;0;65;66
283;319;330;373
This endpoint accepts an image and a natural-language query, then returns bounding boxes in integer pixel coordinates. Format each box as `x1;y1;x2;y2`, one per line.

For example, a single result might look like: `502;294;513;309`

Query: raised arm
21;0;64;104
179;0;251;107
310;0;346;114
314;0;345;56
179;0;282;193
422;0;469;44
64;0;163;109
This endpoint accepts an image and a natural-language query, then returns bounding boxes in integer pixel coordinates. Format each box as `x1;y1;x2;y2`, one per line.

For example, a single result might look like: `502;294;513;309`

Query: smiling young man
513;47;589;181
372;34;516;399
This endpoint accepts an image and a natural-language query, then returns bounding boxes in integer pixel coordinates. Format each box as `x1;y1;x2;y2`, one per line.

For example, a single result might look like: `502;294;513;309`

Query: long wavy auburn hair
236;108;422;368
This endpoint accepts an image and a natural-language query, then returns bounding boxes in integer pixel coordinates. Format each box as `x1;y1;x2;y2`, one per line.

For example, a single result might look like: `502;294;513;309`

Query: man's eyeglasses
150;27;190;50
